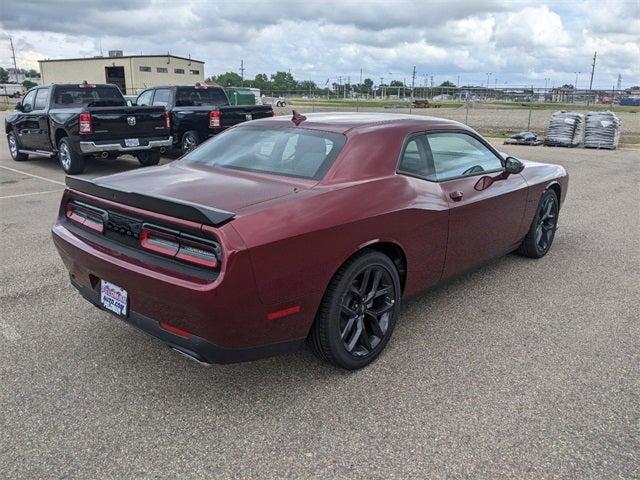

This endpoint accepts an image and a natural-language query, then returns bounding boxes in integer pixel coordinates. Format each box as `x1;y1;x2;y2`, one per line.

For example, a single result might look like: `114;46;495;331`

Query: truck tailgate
220;105;273;127
87;106;169;141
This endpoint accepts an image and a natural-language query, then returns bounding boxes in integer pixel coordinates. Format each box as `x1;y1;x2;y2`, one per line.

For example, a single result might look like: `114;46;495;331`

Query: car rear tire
58;137;85;174
308;250;401;369
517;189;559;258
7;131;28;161
137;150;161;166
182;131;199;154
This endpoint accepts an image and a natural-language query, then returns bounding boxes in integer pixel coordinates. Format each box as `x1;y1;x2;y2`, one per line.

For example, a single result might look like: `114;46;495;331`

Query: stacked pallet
544;111;584;147
584;111;620;149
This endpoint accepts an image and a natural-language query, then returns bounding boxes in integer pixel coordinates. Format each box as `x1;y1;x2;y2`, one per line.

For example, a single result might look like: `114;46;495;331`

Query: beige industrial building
39;52;205;95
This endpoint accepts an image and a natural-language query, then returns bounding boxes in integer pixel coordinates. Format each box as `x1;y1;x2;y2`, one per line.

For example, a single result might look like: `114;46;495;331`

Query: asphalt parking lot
1;124;638;479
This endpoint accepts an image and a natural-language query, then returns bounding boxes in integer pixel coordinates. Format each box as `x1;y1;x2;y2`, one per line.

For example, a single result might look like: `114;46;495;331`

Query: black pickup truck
4;83;172;174
135;84;273;154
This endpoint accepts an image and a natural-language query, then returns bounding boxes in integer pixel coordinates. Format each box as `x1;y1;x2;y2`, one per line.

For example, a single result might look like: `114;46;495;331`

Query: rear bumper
79;136;173;153
72;279;302;364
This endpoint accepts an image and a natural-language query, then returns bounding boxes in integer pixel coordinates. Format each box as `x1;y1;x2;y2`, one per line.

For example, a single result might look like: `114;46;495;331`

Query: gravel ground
280;104;640;143
0;116;638;479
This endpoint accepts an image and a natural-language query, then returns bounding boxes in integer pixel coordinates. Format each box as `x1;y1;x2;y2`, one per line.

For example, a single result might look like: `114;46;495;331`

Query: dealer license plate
100;280;128;317
125;138;140;147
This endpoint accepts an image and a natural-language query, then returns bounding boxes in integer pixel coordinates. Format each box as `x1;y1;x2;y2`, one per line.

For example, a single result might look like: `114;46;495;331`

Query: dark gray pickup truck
4;83;172;174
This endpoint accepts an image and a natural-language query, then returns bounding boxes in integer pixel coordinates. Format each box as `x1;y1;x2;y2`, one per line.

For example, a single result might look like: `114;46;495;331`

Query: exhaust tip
169;346;211;366
100;151;108;158
160;147;166;154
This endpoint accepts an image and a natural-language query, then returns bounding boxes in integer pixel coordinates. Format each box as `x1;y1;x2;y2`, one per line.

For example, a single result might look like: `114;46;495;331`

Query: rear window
175;87;228;107
185;127;346;180
52;85;126;107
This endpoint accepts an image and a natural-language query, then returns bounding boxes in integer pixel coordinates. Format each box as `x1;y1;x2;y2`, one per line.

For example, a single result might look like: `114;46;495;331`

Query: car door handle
449;190;464;201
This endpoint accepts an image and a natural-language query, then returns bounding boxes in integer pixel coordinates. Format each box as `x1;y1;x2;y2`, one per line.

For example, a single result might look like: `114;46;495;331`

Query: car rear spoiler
65;176;235;226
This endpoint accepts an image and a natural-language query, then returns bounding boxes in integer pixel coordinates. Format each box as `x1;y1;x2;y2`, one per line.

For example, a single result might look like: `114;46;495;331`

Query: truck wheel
58;137;85;174
137;150;161;166
182;131;199;154
7;131;28;161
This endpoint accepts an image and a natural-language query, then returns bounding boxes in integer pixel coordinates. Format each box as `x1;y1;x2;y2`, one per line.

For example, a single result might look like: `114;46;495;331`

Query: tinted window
426;132;503;181
152;89;171;107
21;90;36;112
175;87;228;107
52;85;125;107
398;136;435;179
34;89;49;110
185;127;346;180
157;67;168;73
136;90;153;106
174;69;185;74
139;66;151;72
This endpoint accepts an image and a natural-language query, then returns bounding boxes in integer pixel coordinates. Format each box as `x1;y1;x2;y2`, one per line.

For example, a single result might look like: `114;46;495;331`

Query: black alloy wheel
308;250;401;369
517;189;559;258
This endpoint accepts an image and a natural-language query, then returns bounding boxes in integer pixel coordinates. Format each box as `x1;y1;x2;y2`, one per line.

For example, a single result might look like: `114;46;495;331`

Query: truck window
52;85;126;108
152;89;171;107
136;90;153;106
175;87;228;107
34;89;50;110
21;90;36;112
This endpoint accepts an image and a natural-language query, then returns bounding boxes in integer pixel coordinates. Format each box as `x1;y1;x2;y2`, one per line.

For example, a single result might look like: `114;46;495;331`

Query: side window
22;90;36;112
152;89;171;107
426;132;503;181
398;135;435;179
34;89;49;110
136;90;154;106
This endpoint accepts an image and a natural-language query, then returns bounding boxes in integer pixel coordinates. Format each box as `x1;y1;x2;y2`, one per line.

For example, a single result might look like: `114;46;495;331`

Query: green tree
249;73;271;91
439;80;456;88
27;69;40;78
270;71;297;92
22;80;37;89
0;67;9;83
390;80;404;87
210;71;243;86
363;78;374;91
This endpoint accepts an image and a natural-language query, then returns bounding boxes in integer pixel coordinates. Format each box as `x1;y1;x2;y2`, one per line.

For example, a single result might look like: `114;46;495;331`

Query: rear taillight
163;111;171;129
79;112;92;134
140;225;220;269
209;110;221;129
65;202;105;233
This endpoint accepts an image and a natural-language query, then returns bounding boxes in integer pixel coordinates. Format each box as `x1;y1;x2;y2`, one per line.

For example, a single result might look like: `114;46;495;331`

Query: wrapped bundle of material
584;111;620;149
544;111;584;147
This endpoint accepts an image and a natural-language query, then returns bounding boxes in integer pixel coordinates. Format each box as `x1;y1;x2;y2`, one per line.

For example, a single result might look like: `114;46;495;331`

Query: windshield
52;85;126;107
185;127;347;180
175;87;229;107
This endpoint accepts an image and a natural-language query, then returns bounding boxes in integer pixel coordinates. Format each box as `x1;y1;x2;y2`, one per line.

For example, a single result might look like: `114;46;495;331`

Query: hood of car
93;162;302;213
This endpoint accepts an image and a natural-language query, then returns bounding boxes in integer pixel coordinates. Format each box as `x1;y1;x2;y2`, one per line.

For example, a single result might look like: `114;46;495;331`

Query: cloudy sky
1;0;639;88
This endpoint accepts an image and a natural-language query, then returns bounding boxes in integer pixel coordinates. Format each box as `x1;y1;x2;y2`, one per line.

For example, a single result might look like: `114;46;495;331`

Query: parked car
4;83;172;174
123;95;138;106
52;112;568;369
135;83;273;154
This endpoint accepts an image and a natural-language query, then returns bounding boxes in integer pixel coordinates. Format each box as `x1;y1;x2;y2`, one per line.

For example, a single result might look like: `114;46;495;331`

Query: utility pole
587;51;597;105
411;65;416;100
239;59;245;86
9;36;18;83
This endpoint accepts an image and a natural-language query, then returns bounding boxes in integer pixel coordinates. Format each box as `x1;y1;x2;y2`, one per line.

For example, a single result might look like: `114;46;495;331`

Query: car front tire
308;250;401;369
7;131;28;161
517;189;559;258
58;137;85;174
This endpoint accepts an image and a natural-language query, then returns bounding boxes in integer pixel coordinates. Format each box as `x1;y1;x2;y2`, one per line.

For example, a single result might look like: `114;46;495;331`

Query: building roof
39;54;204;64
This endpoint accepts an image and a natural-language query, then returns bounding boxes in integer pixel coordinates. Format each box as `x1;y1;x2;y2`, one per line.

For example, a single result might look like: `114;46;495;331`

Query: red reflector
163;110;171;128
159;322;192;338
267;306;301;321
79;112;92;134
209;110;221;129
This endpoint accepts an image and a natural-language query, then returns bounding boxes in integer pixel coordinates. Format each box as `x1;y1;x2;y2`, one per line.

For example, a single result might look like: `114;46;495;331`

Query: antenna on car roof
291;110;307;126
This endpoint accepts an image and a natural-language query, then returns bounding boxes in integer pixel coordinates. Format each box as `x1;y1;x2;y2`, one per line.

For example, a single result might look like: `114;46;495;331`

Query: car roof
247;112;466;134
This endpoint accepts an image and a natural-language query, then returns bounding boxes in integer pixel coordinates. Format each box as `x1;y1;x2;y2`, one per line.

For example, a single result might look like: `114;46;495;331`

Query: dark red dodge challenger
52;112;568;369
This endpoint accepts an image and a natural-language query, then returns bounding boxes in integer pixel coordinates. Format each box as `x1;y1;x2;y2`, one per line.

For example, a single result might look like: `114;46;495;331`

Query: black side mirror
15;102;23;112
504;156;525;174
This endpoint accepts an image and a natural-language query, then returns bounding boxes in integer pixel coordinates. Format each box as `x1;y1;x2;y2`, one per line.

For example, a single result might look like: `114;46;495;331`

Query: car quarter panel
230;174;450;338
